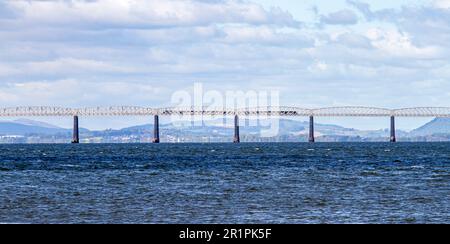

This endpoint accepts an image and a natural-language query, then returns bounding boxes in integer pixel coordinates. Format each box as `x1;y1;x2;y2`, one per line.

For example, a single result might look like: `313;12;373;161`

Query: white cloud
0;79;167;107
334;32;373;49
366;28;440;58
5;0;299;28
320;9;358;25
221;25;313;46
0;64;19;76
433;0;450;9
308;60;328;73
26;58;136;75
349;0;450;47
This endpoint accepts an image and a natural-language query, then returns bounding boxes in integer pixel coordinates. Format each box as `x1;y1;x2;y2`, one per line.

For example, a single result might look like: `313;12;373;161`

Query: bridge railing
311;107;392;117
393;107;450;117
1;106;450;117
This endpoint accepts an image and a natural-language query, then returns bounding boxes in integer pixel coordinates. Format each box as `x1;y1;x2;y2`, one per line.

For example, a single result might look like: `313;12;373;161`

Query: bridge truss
1;106;450;117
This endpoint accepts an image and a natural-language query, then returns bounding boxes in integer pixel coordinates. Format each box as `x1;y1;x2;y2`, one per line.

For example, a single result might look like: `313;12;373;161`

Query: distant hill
410;118;450;136
0;122;67;135
13;119;61;129
113;118;355;136
0;118;392;137
1;117;449;142
0;120;88;136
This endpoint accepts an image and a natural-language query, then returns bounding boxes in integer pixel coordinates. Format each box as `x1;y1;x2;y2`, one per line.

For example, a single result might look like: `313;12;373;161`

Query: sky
0;0;449;130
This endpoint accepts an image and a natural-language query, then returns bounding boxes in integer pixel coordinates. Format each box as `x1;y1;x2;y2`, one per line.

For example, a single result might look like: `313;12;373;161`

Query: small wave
360;171;381;176
60;164;80;168
19;185;38;189
246;186;259;192
411;165;424;169
0;222;30;224
404;217;417;223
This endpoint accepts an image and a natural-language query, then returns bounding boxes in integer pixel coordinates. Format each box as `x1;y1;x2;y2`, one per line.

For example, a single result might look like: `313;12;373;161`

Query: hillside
410;118;450;136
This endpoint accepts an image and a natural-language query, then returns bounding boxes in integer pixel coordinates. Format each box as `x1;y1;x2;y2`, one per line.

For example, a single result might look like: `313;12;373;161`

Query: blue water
0;143;449;224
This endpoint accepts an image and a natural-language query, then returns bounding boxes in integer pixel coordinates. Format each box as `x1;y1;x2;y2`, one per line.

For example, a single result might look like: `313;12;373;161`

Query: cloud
348;0;450;47
334;32;373;49
3;0;300;28
433;0;450;9
1;0;450;122
0;79;167;107
346;0;374;20
366;28;441;59
320;9;358;25
0;64;19;76
0;1;17;19
27;58;136;75
221;26;314;46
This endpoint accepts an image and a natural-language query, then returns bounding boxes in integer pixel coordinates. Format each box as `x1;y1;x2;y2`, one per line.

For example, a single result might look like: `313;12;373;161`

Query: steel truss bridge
1;106;449;143
1;106;450;117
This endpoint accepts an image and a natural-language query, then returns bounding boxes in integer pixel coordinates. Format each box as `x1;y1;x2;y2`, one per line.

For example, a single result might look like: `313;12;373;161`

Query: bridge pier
309;116;315;143
390;116;396;143
152;115;160;143
71;115;79;144
233;115;240;143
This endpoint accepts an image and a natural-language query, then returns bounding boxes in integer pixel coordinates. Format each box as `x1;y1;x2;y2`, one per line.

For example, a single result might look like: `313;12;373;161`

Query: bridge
1;106;450;143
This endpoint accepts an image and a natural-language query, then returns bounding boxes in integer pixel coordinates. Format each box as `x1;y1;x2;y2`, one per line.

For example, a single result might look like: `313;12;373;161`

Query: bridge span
1;106;450;143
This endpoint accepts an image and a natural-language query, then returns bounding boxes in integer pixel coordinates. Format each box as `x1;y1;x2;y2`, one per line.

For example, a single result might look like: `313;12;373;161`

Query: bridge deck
1;106;450;117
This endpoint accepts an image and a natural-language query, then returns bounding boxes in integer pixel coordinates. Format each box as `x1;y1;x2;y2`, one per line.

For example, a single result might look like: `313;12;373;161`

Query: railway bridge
1;106;450;143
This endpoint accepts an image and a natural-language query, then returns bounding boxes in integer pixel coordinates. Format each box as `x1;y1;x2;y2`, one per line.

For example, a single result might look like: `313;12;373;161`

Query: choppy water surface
0;143;449;224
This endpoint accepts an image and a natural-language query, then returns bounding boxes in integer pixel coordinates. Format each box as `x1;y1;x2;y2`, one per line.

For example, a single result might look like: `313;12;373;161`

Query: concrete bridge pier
390;116;396;143
71;115;79;144
308;116;315;143
233;115;240;143
152;115;160;143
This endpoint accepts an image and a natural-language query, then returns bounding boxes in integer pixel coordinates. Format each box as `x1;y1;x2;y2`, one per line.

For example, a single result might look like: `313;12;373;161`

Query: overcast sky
1;0;449;130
